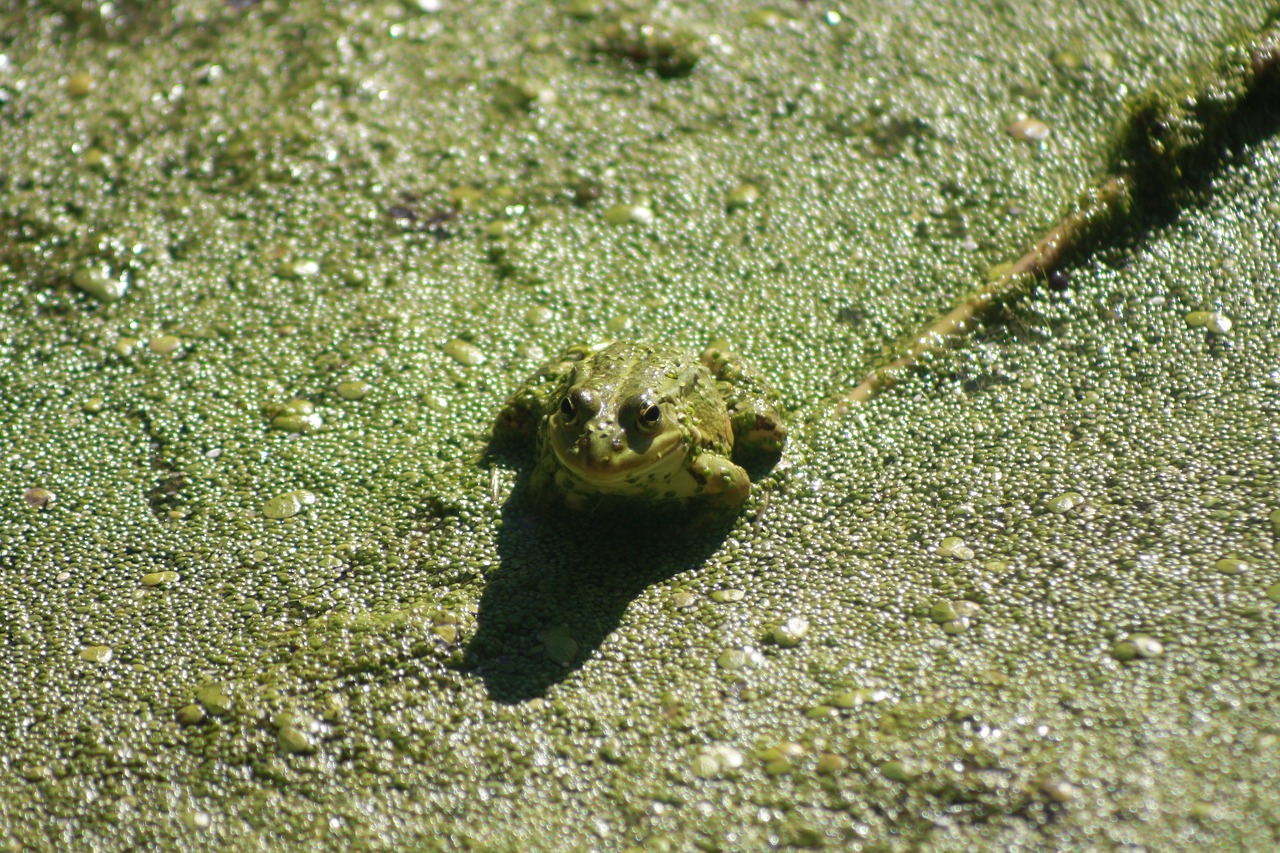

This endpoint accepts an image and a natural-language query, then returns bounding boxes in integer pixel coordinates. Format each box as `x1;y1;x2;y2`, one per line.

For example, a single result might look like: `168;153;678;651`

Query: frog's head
548;383;688;489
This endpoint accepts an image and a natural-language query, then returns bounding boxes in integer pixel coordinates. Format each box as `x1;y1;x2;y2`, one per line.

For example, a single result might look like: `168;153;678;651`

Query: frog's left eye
559;393;579;421
636;403;662;431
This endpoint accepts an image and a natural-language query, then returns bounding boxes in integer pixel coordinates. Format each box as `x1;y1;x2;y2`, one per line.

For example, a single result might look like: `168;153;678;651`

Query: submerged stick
837;12;1280;413
837;177;1129;413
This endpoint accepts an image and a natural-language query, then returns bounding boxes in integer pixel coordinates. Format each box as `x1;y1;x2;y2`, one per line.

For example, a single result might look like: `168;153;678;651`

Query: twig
837;12;1280;413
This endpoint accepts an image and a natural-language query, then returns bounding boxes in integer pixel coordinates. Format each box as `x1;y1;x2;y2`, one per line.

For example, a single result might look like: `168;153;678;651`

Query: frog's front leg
492;388;542;448
700;346;787;456
524;448;606;514
492;347;586;447
688;451;751;509
523;449;570;513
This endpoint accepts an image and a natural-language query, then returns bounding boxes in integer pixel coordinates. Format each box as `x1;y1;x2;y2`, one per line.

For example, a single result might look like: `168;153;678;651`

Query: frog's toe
690;454;750;503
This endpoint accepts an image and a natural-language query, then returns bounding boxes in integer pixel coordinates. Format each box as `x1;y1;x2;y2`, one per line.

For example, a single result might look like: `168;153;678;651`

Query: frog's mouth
552;427;687;488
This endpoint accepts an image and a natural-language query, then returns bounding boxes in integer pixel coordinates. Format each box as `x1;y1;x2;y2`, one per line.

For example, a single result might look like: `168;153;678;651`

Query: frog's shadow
465;455;737;704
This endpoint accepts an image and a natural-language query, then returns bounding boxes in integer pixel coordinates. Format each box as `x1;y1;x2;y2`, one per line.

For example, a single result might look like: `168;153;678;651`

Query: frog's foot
689;452;750;508
523;455;566;514
699;345;788;458
730;408;787;457
700;344;746;384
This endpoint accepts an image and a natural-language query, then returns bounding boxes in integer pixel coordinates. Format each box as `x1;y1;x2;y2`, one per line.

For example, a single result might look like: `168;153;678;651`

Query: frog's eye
636;403;662;432
559;393;578;421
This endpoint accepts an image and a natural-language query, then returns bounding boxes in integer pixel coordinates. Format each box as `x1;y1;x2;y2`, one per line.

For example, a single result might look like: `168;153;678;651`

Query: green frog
495;340;786;514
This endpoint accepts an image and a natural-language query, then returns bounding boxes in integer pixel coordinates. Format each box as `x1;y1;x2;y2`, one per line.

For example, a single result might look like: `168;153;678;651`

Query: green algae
2;1;1280;851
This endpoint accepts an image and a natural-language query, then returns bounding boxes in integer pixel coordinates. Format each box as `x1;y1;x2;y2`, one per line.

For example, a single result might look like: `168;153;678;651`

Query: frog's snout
575;420;624;460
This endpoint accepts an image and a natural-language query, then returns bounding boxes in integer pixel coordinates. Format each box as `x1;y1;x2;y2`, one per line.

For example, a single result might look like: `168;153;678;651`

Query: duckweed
669;591;697;608
879;760;916;783
1214;558;1249;575
148;335;183;355
71;265;127;302
1205;311;1233;334
336;380;372;401
1112;634;1164;661
22;488;54;509
770;616;810;647
602;203;654;226
540;626;579;666
79;645;113;663
726;182;761;210
1008;118;1051;142
277;726;318;755
3;2;1279;851
1046;492;1086;513
443;338;487;366
262;490;317;520
175;704;206;726
1041;778;1083;803
936;537;975;560
195;685;234;716
716;647;759;671
66;72;94;97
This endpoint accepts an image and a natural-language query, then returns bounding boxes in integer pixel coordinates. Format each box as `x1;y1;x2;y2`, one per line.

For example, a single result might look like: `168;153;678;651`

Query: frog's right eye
559;394;578;420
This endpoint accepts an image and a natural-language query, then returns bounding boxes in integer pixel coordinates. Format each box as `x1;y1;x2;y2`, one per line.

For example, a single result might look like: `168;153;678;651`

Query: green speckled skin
498;341;785;512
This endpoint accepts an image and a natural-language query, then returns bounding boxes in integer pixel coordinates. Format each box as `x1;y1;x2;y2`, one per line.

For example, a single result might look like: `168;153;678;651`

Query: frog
494;340;786;514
